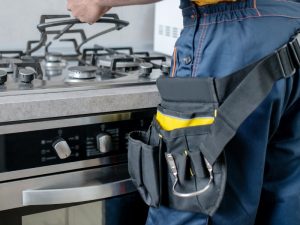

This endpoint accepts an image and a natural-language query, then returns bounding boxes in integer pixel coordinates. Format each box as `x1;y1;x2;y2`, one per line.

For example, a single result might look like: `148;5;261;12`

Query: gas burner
44;52;67;77
45;52;67;72
46;52;63;62
68;66;97;79
18;68;36;83
13;62;43;80
139;62;153;76
97;55;140;69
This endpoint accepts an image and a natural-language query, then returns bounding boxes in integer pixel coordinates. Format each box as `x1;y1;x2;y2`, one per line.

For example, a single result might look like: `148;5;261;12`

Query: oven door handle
22;178;135;206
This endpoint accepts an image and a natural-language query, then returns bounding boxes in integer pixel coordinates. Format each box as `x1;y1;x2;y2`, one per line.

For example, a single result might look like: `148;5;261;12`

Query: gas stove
0;14;170;97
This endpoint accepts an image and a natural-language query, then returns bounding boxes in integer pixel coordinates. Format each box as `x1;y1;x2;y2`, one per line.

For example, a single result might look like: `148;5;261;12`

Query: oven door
0;163;148;225
0;110;154;224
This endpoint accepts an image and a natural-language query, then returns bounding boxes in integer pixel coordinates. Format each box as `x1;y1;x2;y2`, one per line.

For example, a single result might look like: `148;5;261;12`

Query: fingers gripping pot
128;77;227;216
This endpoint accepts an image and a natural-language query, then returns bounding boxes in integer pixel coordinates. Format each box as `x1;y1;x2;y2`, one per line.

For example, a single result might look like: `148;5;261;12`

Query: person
67;0;300;224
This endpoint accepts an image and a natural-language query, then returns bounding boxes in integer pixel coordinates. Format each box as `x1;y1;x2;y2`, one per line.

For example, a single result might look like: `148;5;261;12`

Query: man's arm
67;0;160;24
95;0;161;6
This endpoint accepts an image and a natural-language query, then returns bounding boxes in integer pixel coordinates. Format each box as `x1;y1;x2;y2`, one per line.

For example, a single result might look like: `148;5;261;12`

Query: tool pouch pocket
128;77;227;216
128;131;161;207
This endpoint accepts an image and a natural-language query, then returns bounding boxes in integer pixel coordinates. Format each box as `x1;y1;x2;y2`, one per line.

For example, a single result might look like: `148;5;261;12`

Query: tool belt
128;31;300;216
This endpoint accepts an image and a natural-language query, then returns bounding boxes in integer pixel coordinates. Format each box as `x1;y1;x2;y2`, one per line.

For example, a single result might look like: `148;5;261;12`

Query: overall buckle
276;44;295;78
289;30;300;68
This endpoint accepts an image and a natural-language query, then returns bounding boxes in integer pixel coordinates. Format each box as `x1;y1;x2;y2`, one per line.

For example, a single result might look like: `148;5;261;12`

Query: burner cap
68;66;97;79
139;62;153;76
19;68;35;76
46;52;63;62
19;68;36;83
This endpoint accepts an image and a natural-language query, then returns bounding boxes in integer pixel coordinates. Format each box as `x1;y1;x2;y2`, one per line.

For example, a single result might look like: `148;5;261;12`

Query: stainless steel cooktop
0;14;170;97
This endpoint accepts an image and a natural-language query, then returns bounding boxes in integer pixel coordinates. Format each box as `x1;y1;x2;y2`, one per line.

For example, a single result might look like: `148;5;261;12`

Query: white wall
0;0;155;51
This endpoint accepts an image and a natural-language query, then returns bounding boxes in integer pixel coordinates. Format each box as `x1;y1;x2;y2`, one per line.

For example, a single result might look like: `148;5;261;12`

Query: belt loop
192;3;200;18
190;4;198;21
181;3;199;27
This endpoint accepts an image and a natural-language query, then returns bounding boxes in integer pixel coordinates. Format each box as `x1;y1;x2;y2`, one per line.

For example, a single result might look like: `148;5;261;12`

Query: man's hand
67;0;160;23
67;0;111;24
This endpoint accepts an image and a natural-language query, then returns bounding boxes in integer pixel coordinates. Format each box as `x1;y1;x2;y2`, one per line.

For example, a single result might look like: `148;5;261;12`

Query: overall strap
201;32;300;165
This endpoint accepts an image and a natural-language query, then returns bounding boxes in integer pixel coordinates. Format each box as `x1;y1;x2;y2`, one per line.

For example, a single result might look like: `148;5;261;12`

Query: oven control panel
0;110;155;172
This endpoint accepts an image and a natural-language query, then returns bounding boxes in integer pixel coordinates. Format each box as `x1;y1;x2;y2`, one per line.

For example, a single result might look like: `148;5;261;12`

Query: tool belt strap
200;32;300;165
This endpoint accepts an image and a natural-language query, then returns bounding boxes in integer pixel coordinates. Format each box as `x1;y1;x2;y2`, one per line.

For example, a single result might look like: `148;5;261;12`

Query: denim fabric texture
146;0;300;224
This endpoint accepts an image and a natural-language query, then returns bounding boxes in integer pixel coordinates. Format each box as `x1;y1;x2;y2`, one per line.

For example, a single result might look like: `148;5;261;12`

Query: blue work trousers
146;0;300;224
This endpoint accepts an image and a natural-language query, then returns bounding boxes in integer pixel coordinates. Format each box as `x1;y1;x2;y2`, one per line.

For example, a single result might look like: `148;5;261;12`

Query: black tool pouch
128;29;300;217
128;77;227;216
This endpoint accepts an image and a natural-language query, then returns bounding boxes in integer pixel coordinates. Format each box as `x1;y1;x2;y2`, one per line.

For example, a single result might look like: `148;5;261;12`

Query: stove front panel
0;109;155;180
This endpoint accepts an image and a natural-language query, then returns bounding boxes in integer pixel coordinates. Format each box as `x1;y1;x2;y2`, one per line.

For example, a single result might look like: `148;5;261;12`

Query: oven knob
139;62;153;76
52;138;72;159
96;133;113;153
19;68;36;83
0;70;7;85
161;62;171;75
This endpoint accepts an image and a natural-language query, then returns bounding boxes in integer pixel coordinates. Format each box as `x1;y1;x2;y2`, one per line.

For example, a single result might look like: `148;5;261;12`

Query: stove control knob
19;68;36;83
161;62;171;75
96;133;113;153
52;138;72;159
0;70;7;85
139;62;153;76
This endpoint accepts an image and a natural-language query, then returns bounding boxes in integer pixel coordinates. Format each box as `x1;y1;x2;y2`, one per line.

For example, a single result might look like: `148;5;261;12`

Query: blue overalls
146;0;300;224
